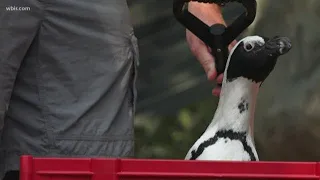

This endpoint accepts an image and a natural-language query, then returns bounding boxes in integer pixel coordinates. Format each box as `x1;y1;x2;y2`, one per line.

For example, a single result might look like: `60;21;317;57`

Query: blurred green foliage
135;98;218;159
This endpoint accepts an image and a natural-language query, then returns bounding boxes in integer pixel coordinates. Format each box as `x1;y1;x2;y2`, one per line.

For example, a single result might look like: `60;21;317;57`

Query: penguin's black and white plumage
185;35;292;161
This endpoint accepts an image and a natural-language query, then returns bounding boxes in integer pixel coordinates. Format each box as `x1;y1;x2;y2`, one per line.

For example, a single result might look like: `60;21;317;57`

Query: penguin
185;35;292;161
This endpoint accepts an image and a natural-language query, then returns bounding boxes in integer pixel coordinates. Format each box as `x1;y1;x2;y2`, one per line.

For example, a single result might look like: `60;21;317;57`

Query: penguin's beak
265;36;292;56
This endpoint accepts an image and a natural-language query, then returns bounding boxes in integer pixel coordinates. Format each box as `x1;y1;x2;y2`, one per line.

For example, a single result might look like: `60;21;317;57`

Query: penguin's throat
210;77;260;133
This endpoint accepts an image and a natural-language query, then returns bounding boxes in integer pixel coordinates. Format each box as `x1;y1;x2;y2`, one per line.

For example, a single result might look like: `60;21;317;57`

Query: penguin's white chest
185;129;258;161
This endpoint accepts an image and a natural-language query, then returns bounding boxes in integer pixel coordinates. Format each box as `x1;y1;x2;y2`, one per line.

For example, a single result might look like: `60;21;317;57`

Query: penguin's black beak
265;36;292;56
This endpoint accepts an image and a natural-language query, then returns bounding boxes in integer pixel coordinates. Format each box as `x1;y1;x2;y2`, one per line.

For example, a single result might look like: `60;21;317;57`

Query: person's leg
1;1;138;178
30;0;138;158
1;3;137;179
0;0;43;179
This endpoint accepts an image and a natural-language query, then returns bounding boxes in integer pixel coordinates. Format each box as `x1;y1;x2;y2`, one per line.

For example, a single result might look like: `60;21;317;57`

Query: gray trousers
0;0;139;178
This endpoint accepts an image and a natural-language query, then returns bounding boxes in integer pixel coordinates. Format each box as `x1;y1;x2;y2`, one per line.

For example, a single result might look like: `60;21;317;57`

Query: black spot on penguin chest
238;99;249;113
190;130;257;161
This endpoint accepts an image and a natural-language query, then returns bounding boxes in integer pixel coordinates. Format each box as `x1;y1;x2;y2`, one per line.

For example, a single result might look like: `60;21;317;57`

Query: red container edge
19;155;320;180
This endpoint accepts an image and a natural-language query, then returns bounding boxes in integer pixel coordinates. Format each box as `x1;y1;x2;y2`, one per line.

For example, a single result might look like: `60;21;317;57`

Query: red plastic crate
20;155;320;180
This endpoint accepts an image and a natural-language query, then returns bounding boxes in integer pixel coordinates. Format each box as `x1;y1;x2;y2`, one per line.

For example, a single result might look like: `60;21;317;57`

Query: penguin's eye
244;43;254;52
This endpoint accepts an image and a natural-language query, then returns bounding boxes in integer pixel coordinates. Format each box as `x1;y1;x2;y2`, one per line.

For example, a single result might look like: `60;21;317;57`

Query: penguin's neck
208;77;260;135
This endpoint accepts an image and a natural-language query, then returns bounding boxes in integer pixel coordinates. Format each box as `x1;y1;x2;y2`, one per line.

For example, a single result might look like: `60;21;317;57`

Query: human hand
186;2;237;96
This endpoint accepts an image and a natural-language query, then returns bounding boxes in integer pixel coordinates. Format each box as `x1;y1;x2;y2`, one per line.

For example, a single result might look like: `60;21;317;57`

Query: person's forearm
188;2;226;26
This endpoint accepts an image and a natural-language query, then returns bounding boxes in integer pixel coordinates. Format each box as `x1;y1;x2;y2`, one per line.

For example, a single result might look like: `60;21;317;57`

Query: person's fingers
228;40;237;51
212;87;221;96
187;29;238;97
186;30;217;81
216;74;224;84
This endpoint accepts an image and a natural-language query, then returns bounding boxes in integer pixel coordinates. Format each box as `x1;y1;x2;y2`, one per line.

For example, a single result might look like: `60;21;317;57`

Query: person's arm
186;2;236;96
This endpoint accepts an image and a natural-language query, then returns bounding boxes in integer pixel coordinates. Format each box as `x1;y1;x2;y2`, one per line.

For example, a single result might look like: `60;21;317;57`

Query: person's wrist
188;2;222;10
188;2;226;26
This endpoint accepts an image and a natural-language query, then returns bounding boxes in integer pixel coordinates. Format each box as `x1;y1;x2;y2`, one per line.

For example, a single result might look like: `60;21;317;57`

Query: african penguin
185;35;292;161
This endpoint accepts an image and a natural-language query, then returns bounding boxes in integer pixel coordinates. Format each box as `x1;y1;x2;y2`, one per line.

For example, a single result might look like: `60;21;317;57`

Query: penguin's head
226;35;292;83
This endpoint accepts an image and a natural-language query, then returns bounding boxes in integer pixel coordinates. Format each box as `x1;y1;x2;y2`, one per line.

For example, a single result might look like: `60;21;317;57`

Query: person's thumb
195;46;217;81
